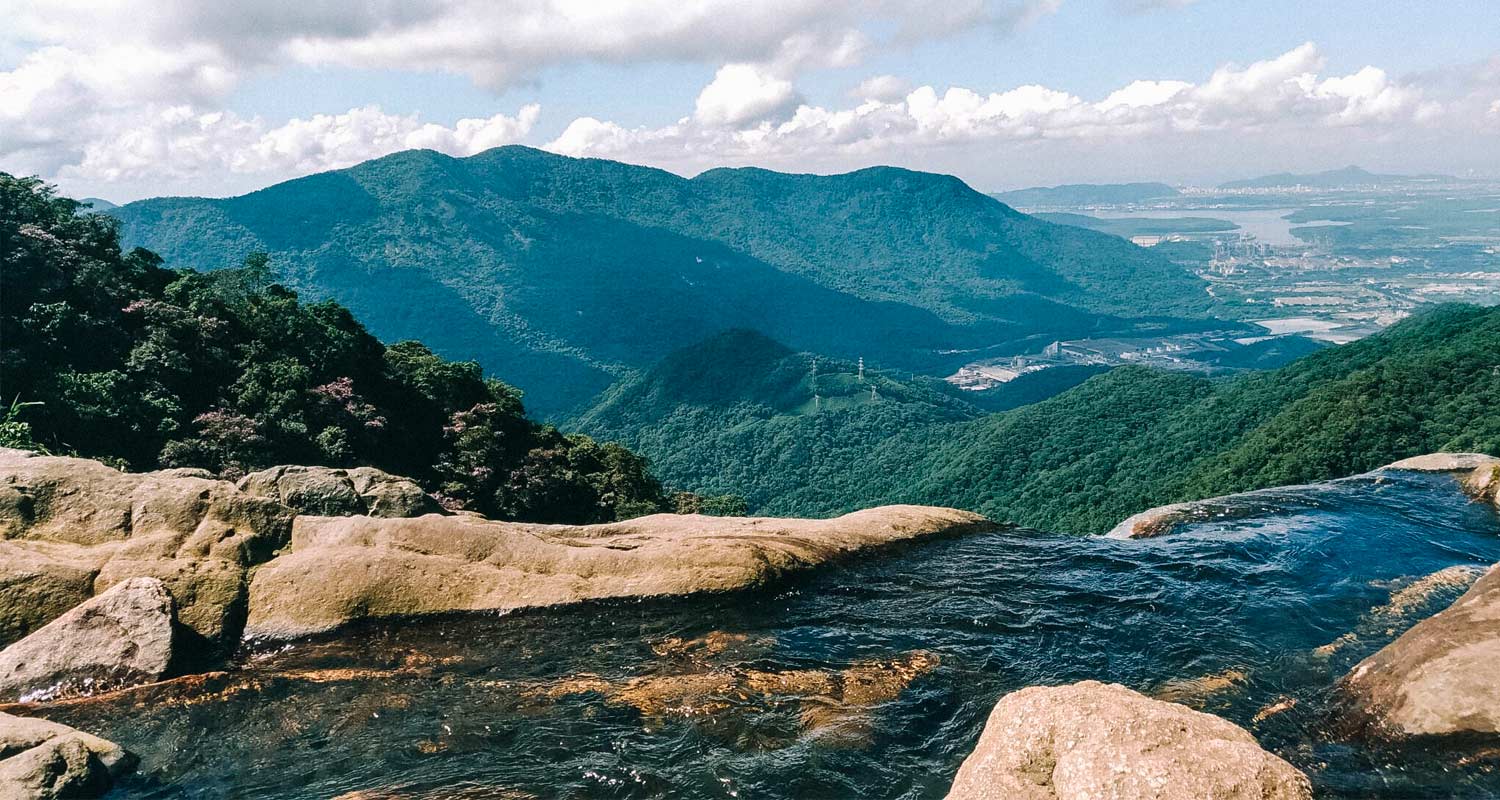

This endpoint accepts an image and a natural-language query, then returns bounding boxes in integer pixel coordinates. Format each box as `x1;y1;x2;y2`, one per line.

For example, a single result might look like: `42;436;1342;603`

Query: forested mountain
110;146;1218;414
574;305;1500;532
0;173;673;524
1219;165;1456;189
570;328;984;512
991;182;1179;208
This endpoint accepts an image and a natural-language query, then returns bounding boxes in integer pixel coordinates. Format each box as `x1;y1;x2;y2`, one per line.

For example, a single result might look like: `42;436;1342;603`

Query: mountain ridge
110;145;1221;415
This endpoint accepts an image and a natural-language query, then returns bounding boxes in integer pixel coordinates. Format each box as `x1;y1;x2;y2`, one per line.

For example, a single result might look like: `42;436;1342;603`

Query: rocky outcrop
237;465;443;519
945;681;1311;800
0;448;293;651
246;506;995;639
1341;563;1500;737
0;578;175;702
1381;453;1500;473
0;712;135;799
1106;452;1500;539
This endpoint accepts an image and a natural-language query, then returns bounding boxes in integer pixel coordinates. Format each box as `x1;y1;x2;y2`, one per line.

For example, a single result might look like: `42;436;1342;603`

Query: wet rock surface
1341;562;1500;738
245;506;996;639
0;712;135;799
0;578;175;703
945;681;1313;800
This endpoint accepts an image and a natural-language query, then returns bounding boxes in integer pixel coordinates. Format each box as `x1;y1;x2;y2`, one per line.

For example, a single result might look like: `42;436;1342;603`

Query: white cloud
851;75;913;102
544;43;1450;169
0;0;1062;190
60;104;540;183
694;64;802;127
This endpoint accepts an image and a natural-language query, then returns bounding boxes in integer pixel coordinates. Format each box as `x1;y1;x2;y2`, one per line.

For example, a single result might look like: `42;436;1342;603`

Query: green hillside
574;306;1500;531
111;146;1220;415
570;328;983;511
0;173;670;524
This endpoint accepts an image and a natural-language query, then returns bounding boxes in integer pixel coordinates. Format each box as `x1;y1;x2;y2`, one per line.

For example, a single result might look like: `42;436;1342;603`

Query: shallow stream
33;470;1500;798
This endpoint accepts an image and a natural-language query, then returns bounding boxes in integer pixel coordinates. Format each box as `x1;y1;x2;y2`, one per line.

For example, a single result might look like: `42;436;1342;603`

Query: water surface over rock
14;469;1498;798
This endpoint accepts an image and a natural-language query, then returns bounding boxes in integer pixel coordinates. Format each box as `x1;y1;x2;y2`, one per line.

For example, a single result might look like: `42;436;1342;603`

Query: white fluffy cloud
545;43;1450;168
0;0;1061;192
694;64;802;127
62;104;540;182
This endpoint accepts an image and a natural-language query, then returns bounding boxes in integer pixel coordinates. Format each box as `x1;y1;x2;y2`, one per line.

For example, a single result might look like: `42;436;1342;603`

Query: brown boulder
0;712;135;799
1341;563;1500;737
246;505;995;639
0;578;175;702
945;681;1311;800
0;449;293;650
237;465;443;518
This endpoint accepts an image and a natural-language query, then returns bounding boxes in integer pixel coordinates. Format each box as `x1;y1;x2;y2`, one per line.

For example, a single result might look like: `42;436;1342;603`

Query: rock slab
238;465;443;518
945;681;1311;800
247;505;995;639
1342;562;1500;737
0;578;175;702
0;712;135;800
0;448;293;650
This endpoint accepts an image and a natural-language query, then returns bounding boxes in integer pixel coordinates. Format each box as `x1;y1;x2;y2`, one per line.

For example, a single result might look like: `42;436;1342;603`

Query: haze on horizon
2;0;1497;203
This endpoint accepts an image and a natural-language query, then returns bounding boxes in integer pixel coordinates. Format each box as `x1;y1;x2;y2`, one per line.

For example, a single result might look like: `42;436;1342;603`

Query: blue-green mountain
110;146;1220;414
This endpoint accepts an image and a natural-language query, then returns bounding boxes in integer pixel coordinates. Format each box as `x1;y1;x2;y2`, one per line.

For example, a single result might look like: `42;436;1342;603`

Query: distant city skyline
2;0;1497;202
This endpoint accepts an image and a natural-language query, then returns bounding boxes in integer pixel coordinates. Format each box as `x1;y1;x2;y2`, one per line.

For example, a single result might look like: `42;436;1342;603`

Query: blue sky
3;0;1497;201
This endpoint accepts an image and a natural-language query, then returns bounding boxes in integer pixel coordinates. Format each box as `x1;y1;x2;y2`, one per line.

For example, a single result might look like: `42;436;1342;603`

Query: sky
2;0;1497;203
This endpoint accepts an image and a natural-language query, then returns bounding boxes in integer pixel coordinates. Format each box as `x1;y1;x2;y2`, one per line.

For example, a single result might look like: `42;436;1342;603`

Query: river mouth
24;471;1500;799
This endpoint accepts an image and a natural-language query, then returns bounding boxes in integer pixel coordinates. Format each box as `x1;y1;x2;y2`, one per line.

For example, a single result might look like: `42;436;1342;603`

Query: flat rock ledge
1106;452;1500;539
246;505;996;640
945;681;1312;800
1340;562;1500;738
0;712;134;800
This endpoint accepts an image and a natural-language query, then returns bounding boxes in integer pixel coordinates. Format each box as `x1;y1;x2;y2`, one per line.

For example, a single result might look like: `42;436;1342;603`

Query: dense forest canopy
0;173;746;524
108;146;1226;415
573;306;1500;533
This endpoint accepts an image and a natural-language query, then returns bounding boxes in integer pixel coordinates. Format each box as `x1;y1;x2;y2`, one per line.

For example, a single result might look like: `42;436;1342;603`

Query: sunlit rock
238;465;443;518
1341;563;1500;737
0;712;135;800
1381;453;1500;473
245;507;995;639
0;578;175;702
0;449;293;651
945;680;1311;800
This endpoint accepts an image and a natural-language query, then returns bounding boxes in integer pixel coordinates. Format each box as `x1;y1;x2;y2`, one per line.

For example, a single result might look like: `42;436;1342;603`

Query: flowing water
28;470;1500;798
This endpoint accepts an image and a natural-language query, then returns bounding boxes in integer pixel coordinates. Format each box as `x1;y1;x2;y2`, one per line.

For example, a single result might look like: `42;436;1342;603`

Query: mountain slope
1219;165;1456;189
992;182;1179;207
886;304;1500;531
112;146;1216;414
574;305;1500;530
570;329;982;511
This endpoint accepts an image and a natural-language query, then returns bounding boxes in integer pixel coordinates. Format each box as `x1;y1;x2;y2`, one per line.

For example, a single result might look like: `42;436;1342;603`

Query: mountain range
990;182;1180;208
110;147;1220;414
1219;165;1457;190
570;304;1500;532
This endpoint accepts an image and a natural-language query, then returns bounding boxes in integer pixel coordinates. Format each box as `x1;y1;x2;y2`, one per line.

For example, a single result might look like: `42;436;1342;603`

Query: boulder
0;578;175;702
0;448;293;650
1341;563;1500;737
238;465;443;519
945;681;1311;800
246;505;995;639
0;712;135;799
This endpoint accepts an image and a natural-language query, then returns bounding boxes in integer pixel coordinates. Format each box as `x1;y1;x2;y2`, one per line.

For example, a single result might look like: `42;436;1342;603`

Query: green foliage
109;146;1220;415
0;173;666;524
0;398;45;452
671;491;749;517
576;308;1500;532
